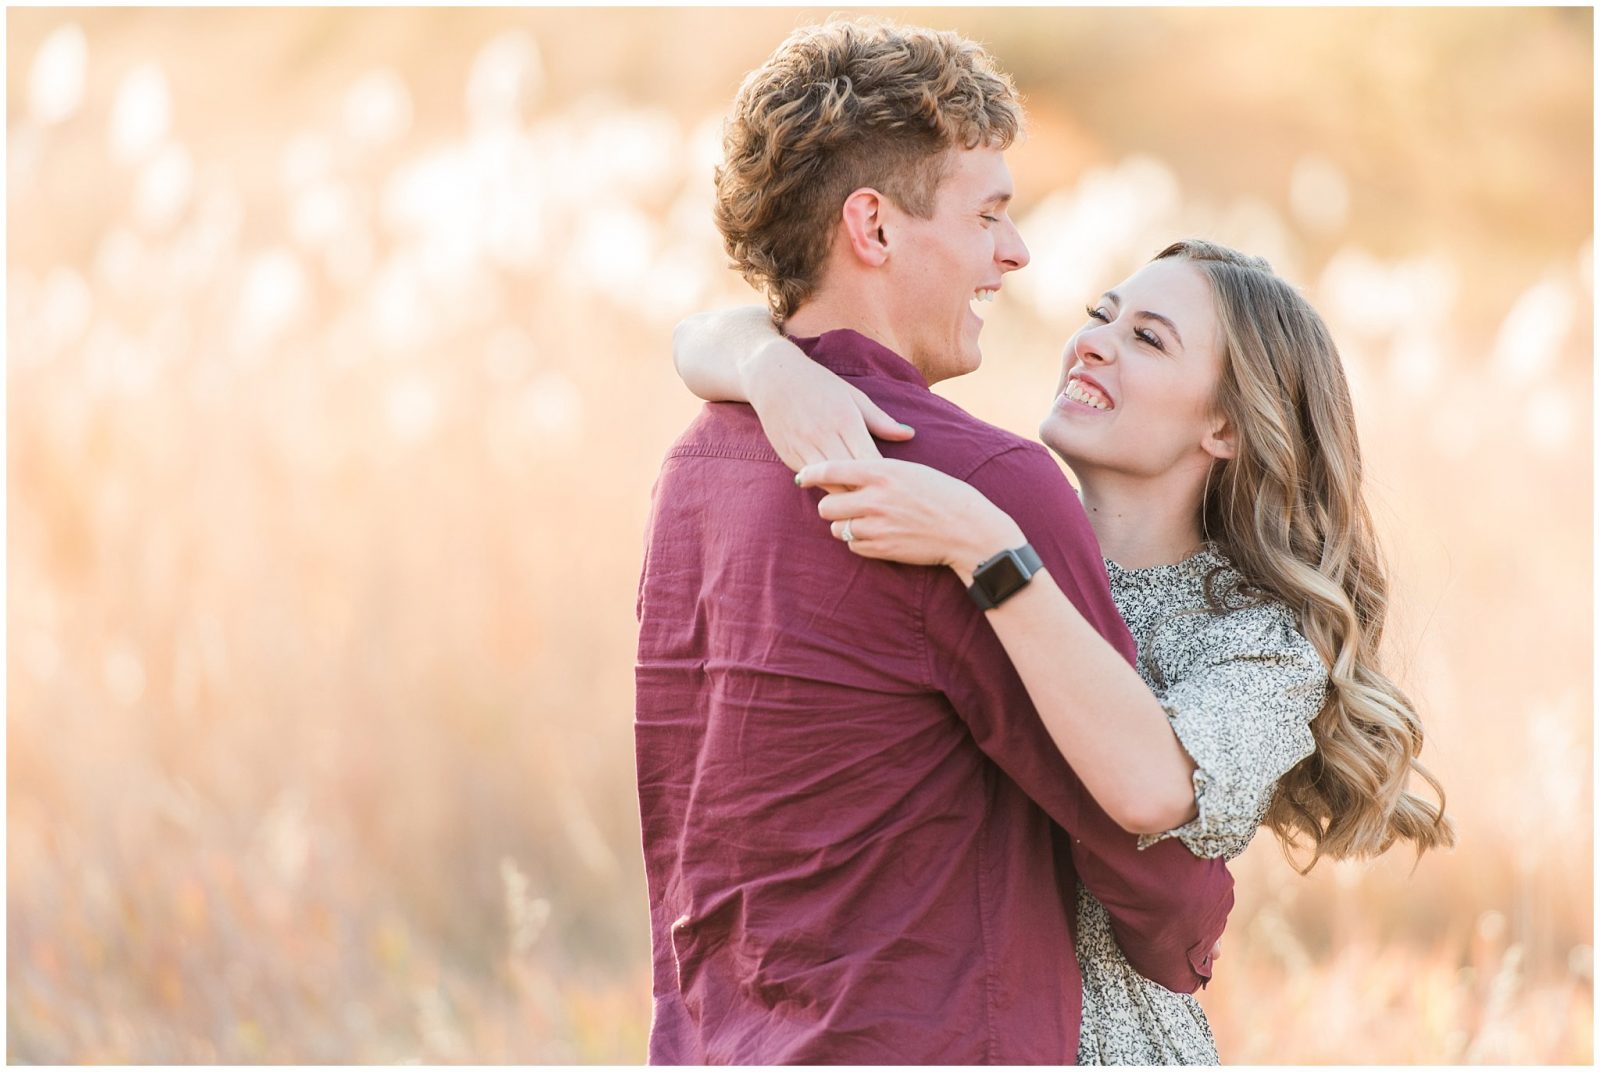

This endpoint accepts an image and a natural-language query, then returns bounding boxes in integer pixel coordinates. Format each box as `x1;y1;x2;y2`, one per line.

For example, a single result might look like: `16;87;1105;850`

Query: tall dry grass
7;7;1592;1063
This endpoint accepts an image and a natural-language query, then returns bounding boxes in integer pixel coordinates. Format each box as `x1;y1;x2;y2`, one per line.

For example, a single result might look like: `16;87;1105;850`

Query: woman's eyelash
1086;306;1165;350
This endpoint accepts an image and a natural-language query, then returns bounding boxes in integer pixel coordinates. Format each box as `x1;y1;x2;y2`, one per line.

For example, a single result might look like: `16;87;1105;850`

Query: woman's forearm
979;569;1200;835
937;497;1198;833
797;456;1200;833
675;313;912;471
672;306;786;403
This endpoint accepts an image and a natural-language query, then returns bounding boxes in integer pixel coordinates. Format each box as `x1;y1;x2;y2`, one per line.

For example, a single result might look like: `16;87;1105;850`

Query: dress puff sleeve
1136;600;1327;860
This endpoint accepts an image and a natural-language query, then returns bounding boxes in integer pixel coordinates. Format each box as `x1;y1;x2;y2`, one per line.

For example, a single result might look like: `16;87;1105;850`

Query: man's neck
784;293;932;381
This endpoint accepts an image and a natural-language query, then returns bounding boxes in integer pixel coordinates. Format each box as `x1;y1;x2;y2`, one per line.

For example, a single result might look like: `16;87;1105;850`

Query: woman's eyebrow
1103;291;1184;348
1139;310;1184;348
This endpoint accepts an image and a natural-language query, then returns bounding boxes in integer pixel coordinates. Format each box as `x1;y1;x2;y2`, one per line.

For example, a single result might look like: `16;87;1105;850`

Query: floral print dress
1074;546;1328;1065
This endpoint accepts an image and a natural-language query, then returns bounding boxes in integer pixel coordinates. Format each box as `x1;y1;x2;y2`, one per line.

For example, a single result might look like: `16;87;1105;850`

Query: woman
673;239;1455;1064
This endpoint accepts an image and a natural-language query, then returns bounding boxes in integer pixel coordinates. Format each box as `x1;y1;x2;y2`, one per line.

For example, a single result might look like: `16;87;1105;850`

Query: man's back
635;330;1231;1064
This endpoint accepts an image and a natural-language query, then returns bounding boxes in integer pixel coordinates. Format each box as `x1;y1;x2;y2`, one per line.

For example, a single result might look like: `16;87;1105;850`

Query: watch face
977;551;1028;603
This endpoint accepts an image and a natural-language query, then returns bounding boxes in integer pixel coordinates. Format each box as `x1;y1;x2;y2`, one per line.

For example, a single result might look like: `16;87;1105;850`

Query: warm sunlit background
6;7;1592;1064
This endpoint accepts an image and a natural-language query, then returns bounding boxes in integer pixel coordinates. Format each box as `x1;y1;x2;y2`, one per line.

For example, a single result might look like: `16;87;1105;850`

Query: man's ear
1201;412;1237;461
839;187;891;267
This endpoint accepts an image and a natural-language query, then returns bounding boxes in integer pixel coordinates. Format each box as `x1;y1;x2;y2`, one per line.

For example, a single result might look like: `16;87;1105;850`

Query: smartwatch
966;544;1043;610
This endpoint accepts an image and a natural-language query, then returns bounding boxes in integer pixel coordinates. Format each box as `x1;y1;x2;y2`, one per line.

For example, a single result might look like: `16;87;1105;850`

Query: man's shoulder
873;387;1060;485
663;400;780;465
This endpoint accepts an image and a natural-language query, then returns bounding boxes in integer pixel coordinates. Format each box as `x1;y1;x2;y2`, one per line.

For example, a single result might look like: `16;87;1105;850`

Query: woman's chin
1038;414;1080;463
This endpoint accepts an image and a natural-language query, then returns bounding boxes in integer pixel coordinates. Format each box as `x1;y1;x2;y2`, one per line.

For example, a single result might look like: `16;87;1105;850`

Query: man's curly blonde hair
714;19;1024;323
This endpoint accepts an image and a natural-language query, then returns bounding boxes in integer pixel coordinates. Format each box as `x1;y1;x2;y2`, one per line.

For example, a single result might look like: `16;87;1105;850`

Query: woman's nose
1075;328;1114;365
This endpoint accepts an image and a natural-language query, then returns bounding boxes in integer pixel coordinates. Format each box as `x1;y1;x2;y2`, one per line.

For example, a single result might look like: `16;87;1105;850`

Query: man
635;19;1232;1063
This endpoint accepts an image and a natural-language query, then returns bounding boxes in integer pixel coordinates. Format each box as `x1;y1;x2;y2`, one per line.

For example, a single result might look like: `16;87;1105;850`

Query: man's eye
1085;305;1110;322
980;214;999;224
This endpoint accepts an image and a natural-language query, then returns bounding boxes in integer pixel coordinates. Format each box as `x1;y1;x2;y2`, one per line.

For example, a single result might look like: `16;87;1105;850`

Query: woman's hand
744;340;914;470
672;307;914;472
796;459;1028;584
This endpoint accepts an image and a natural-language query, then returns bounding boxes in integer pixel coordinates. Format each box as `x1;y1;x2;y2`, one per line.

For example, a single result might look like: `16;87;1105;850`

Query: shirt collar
787;329;930;389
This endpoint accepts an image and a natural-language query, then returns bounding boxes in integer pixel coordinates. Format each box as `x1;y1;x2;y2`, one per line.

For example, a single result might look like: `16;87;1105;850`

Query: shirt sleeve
923;443;1233;995
1137;602;1327;860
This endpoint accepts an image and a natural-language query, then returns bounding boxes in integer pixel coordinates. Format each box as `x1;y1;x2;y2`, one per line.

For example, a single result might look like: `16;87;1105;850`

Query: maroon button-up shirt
635;329;1233;1064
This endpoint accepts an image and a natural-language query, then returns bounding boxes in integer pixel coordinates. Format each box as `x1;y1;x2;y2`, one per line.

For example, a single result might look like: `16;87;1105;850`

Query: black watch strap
966;543;1043;611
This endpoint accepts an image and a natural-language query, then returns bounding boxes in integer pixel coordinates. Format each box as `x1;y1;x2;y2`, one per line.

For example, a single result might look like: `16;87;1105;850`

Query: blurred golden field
5;7;1592;1064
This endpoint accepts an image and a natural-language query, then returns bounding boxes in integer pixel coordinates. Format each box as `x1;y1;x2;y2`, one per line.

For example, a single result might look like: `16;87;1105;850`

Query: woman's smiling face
1039;257;1233;482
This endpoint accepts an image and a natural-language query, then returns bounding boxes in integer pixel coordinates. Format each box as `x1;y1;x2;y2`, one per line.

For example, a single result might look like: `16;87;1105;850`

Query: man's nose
999;219;1030;272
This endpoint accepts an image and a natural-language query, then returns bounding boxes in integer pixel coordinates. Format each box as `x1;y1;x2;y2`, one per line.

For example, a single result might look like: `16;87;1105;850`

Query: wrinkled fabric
635;329;1233;1065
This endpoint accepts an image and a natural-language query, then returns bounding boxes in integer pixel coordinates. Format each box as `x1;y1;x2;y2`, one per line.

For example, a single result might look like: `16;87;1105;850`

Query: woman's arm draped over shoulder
672;306;786;403
671;307;914;470
798;457;1199;835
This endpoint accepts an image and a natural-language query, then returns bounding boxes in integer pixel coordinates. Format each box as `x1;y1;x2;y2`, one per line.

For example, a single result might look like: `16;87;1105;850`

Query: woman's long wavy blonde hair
1157;239;1455;870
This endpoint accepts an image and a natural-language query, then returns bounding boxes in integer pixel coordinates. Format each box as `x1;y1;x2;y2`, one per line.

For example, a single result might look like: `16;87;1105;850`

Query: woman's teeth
1065;378;1111;410
972;288;998;303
